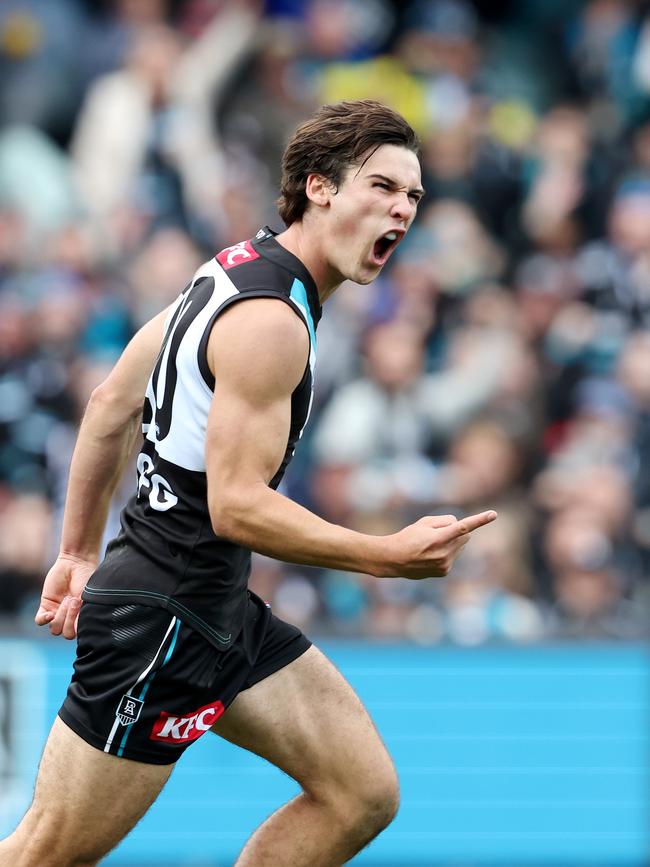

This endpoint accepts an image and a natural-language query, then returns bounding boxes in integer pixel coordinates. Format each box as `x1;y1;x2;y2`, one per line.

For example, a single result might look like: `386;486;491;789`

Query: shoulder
207;297;309;392
213;295;308;343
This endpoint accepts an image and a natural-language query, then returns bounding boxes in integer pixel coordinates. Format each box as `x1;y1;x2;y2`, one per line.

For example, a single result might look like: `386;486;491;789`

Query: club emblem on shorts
116;694;144;726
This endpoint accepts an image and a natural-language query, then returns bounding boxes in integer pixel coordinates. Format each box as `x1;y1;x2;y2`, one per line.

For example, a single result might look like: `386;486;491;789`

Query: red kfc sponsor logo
215;239;259;270
149;699;225;743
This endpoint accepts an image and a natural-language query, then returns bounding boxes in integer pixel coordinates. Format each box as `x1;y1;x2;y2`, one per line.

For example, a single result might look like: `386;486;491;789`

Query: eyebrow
367;173;426;199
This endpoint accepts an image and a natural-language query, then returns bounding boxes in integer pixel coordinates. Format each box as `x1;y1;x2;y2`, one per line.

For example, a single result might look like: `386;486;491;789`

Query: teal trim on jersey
116;618;182;758
290;279;316;351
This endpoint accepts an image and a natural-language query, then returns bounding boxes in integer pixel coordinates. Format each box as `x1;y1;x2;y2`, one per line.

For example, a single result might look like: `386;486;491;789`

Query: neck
275;220;341;305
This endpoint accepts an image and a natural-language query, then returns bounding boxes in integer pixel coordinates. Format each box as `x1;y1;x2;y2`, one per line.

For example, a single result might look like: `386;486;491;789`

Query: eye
374;182;391;191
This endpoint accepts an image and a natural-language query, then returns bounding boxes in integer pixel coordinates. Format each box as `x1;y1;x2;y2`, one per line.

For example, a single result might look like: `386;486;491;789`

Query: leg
0;717;173;867
211;645;399;867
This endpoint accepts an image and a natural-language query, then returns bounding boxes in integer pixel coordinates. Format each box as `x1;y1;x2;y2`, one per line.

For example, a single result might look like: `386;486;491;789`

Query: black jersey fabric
82;228;321;649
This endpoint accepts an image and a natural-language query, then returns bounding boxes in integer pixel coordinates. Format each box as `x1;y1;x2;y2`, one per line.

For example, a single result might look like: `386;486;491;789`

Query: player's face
323;144;423;285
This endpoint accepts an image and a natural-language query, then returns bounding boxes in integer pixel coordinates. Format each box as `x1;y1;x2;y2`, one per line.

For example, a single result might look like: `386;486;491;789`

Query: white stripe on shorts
103;615;178;753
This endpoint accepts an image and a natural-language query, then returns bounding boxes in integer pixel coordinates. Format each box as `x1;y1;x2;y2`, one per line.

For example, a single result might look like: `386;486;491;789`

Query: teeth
385;232;397;241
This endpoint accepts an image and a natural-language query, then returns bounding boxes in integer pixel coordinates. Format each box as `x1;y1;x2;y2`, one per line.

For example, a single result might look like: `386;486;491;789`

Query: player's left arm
36;307;170;638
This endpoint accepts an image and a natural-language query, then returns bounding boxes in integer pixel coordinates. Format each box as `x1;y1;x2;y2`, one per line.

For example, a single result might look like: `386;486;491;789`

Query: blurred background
0;1;649;865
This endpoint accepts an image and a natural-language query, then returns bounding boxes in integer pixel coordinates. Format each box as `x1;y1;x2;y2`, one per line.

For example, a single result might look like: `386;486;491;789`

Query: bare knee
4;802;104;867
310;749;400;840
349;758;400;833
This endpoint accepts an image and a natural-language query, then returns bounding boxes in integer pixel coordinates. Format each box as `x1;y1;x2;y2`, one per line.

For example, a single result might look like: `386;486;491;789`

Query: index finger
440;510;498;538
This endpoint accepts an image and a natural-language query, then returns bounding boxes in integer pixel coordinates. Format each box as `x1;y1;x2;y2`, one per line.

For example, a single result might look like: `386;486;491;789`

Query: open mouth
371;230;402;266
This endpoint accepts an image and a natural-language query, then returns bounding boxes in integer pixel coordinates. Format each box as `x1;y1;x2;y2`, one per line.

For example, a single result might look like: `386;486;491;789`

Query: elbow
209;495;247;543
209;478;268;544
88;381;143;420
87;382;112;409
88;382;142;423
210;507;235;541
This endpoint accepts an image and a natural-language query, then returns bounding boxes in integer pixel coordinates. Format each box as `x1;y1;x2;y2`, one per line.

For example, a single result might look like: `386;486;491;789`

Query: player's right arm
205;298;496;579
36;306;171;638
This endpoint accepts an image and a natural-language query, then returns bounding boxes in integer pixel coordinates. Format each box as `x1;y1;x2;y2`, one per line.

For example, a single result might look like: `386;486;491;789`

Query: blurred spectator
0;0;86;140
79;0;173;86
435;417;528;511
125;226;202;323
71;3;260;250
403;198;504;297
521;106;589;251
547;561;648;640
311;318;435;526
0;127;76;238
0;492;52;615
568;0;644;131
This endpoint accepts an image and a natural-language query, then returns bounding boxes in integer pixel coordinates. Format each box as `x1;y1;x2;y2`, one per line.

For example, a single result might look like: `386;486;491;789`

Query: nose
390;191;416;223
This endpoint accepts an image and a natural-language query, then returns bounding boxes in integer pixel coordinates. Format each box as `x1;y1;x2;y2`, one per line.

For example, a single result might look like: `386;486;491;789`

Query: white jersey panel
143;258;237;472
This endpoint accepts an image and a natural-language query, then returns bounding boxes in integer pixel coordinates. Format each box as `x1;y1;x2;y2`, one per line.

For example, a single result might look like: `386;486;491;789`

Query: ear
305;173;335;208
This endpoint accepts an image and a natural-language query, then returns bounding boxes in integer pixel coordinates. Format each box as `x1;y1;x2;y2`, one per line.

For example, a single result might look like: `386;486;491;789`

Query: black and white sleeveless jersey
82;227;321;649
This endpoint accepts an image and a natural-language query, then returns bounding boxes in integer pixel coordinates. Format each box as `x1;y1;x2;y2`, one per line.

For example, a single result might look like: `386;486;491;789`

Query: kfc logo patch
149;700;225;743
216;240;259;270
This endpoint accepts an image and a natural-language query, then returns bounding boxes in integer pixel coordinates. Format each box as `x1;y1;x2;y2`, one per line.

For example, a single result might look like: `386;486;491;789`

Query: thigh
28;716;172;860
210;645;395;797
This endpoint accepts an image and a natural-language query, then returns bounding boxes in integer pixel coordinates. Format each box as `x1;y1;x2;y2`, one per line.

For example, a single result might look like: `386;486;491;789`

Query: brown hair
277;100;420;226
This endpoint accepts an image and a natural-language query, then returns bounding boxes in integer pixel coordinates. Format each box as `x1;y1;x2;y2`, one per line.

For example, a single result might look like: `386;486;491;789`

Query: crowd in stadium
1;0;649;643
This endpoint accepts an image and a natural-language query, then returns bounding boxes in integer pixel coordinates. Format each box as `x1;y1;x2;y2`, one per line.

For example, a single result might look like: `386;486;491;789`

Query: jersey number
137;453;178;512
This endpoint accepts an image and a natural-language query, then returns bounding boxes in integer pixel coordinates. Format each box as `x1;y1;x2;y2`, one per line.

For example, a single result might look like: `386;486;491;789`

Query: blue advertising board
0;639;648;866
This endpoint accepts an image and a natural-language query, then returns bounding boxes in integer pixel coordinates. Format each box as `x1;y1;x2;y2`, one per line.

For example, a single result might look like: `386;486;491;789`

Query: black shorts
59;592;311;765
